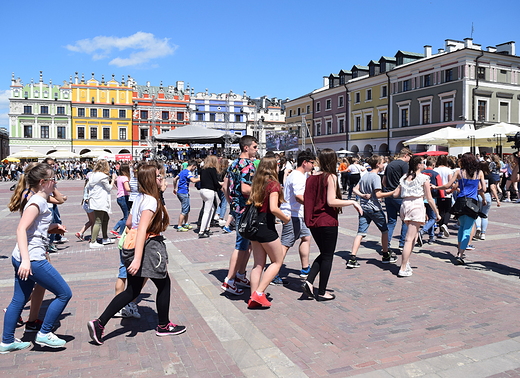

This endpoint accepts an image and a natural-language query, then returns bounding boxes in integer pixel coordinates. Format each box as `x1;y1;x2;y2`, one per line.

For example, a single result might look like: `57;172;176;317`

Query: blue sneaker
299;265;311;278
222;226;232;233
0;339;31;354
270;275;284;285
35;332;66;348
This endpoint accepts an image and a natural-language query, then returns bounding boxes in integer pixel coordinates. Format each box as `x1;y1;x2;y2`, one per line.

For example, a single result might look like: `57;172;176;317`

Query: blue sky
1;0;519;131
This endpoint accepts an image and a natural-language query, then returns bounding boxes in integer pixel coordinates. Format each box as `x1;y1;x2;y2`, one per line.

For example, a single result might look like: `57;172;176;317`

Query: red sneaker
250;291;271;308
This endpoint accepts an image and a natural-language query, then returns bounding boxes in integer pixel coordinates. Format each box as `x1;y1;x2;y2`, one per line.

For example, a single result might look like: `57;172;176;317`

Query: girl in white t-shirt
2;163;71;353
393;156;440;277
88;164;186;345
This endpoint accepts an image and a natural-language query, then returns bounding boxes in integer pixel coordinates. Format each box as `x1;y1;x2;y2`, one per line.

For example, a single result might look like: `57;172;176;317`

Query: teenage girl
112;163;131;236
393;156;440;277
302;149;362;301
246;157;290;309
88;164;186;345
1;163;71;353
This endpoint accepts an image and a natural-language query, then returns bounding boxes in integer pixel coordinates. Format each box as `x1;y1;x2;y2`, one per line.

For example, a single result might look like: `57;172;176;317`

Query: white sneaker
121;303;141;319
102;238;115;245
440;224;450;238
398;269;413;277
89;243;103;249
480;233;486;240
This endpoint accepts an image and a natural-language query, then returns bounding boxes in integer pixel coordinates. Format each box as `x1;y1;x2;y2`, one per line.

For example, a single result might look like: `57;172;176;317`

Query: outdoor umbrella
414;151;449;156
154;125;238;144
80;149;116;160
447;122;520;147
3;157;20;162
47;149;81;159
403;127;468;147
7;148;47;159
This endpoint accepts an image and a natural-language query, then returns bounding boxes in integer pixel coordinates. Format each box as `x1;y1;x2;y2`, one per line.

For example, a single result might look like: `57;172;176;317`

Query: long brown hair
8;163;53;213
137;165;169;234
248;156;284;207
317;148;342;202
202;155;219;170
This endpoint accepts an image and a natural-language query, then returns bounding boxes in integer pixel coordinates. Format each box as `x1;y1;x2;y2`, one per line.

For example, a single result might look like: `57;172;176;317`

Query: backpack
238;203;259;240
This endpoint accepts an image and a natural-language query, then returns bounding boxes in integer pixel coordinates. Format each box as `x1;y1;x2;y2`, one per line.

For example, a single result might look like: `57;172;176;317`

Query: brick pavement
0;179;519;377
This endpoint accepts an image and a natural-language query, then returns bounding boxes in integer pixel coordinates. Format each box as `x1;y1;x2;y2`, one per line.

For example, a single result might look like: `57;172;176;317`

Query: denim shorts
232;211;251;251
118;249;127;279
357;208;388;236
177;192;190;215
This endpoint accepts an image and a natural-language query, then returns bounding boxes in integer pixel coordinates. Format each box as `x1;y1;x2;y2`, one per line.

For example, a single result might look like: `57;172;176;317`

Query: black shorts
251;212;278;243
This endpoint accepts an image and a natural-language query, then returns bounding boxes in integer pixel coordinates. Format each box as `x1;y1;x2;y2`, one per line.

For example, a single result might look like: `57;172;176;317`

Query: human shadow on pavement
462;260;520;277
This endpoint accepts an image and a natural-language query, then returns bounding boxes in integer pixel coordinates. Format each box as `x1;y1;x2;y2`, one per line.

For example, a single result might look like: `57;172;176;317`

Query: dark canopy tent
153;125;239;144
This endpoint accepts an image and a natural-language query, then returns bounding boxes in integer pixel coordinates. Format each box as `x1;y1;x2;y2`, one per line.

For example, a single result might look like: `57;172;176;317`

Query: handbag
238;203;259;240
451;196;480;219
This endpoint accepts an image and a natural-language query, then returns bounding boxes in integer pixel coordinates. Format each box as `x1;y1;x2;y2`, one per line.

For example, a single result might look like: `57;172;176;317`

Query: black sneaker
25;319;43;332
382;252;397;264
87;319;104;345
346;259;360;268
156;323;187;336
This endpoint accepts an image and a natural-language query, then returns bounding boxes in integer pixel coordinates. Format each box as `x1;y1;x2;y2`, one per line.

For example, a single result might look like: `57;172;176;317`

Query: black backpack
238;204;259;240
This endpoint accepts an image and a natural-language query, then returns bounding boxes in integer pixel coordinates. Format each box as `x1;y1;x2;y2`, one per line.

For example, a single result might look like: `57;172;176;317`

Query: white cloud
66;32;176;67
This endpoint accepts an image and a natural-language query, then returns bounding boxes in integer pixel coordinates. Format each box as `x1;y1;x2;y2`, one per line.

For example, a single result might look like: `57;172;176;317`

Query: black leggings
308;227;338;296
437;198;452;228
98;274;171;327
348;174;360;199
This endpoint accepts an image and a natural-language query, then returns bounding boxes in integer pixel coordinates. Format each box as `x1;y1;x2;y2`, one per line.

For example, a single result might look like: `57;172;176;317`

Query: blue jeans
216;190;227;219
177;192;190;215
458;215;476;250
232;211;250;251
113;195;130;235
475;193;492;234
2;258;72;343
385;196;408;248
422;203;436;238
49;204;62;243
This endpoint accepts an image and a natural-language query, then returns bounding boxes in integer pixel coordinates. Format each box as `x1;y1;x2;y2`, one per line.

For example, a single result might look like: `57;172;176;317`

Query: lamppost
494;133;503;157
468;135;476;155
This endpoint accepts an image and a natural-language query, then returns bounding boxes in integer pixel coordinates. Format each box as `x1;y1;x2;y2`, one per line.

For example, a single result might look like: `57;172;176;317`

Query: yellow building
71;73;133;155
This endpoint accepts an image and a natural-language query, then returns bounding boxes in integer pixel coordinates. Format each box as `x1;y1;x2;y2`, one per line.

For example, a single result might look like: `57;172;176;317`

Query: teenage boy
279;151;316;278
173;160;199;232
347;155;396;268
221;135;258;295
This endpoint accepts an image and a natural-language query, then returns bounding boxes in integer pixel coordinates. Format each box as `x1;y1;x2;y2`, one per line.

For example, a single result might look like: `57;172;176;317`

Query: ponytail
8;173;29;212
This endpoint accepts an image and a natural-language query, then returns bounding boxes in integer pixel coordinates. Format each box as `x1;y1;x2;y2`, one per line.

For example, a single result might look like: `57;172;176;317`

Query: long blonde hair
202;155;219;170
8;163;53;213
248;156;284;207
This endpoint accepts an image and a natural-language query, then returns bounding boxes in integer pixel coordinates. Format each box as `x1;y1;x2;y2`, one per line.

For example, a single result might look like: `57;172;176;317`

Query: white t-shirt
12;195;52;262
399;173;430;198
280;170;307;218
130;193;158;229
434;166;453;198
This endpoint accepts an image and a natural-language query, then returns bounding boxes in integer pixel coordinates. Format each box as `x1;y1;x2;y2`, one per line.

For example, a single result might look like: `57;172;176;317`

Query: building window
381;112;387;129
366;89;372;101
355;116;361;131
366;115;372;130
401;108;409;127
477;100;486;121
90;127;98;139
289;109;293;117
316;123;321;136
235;114;241;122
306;105;310;113
326;121;332;134
339;119;345;133
103;109;110;118
443;101;453;122
326;99;331;110
23;106;32;114
162;111;169;120
40;106;49;114
477;67;486;80
403;80;410;92
41;126;49;139
90;108;97;118
355;92;360;103
422;104;431;124
196;113;204;121
119;109;126;118
316;102;321;112
103;127;110;140
140;128;148;140
119;128;127;140
381;85;387;98
77;127;85;139
177;112;184;121
57;127;66;139
424;74;431;87
24;125;32;138
141;110;148;119
57;106;65;115
499;101;509;122
209;113;216;121
339;96;344;108
78;108;85;117
297;107;301;116
445;69;453;82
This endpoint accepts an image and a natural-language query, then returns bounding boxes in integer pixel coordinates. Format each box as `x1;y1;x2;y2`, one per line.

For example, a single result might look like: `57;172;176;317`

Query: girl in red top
303;149;362;301
247;157;290;309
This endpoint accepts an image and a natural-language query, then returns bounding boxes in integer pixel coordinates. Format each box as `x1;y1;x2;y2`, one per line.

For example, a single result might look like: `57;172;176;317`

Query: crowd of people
1;135;519;353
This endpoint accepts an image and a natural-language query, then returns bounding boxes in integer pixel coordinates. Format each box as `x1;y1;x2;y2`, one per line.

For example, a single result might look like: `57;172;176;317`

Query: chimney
176;81;184;92
446;44;456;53
438;48;445;54
323;76;329;87
464;38;473;48
487;46;497;53
496;41;516;55
424;45;432;58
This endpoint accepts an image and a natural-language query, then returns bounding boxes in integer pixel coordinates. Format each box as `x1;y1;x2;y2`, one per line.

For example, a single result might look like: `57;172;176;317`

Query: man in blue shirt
173;160;200;231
